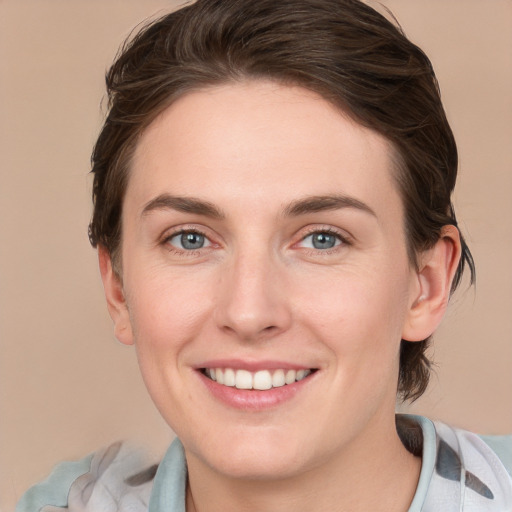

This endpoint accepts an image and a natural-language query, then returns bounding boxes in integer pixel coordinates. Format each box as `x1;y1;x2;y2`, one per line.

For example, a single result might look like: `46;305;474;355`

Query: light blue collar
405;415;437;511
149;437;187;512
148;415;512;512
148;415;438;512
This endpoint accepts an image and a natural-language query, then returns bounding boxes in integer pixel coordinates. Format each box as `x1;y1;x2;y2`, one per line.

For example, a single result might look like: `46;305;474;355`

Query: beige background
1;1;511;510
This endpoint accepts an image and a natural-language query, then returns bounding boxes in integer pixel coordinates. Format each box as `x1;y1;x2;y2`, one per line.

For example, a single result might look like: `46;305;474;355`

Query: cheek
125;265;216;353
300;263;409;325
123;268;218;423
295;265;410;366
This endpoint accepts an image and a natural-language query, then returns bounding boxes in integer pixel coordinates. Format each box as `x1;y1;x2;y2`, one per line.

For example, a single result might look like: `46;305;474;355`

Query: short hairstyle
89;0;475;401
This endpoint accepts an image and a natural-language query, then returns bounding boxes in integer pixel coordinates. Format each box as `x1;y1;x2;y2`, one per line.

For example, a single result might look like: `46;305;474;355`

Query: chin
209;451;306;481
189;427;313;480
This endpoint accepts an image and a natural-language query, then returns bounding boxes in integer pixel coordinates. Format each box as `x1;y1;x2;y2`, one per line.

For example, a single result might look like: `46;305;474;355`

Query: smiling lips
203;368;313;390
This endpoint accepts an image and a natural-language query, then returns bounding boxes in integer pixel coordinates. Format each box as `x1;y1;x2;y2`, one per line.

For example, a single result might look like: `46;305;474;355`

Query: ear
402;225;462;342
98;246;134;346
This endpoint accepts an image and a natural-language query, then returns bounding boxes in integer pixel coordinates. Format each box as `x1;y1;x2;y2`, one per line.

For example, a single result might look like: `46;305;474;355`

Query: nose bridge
215;243;290;340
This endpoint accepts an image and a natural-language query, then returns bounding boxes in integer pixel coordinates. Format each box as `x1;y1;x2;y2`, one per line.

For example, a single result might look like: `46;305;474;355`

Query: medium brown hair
89;0;475;401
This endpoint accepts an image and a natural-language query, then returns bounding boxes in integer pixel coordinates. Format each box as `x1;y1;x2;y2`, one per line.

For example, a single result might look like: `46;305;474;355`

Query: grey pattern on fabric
39;442;157;512
17;416;512;512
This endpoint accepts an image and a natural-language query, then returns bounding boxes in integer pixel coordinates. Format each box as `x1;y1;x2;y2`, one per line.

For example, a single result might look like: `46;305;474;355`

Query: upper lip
194;359;317;372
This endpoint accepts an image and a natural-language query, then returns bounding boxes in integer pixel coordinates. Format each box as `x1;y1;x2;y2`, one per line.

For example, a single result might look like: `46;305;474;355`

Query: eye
300;231;342;250
167;230;212;251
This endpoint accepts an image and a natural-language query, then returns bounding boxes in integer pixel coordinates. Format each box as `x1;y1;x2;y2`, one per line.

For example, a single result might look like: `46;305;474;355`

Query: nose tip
220;311;281;340
214;258;291;341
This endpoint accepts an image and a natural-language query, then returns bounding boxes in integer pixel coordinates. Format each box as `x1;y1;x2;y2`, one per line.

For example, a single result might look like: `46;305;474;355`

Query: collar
147;415;511;512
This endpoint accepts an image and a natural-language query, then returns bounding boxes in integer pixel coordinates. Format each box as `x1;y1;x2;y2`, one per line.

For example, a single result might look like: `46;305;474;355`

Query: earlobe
402;225;462;342
98;246;134;346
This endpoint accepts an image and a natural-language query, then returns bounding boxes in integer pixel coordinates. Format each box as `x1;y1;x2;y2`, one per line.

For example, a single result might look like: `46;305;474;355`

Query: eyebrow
141;194;225;219
141;193;376;220
282;194;376;218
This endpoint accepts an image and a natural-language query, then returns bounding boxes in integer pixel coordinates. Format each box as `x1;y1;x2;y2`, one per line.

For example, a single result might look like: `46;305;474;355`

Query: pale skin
99;81;461;511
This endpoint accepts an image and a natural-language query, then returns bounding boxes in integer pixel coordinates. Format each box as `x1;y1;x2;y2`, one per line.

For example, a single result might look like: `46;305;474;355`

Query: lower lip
198;371;315;410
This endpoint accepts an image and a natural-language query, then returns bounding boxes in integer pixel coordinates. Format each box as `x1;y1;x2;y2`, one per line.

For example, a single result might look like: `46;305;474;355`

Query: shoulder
15;453;94;512
430;420;512;510
16;442;158;512
434;420;512;478
398;415;512;511
479;434;512;477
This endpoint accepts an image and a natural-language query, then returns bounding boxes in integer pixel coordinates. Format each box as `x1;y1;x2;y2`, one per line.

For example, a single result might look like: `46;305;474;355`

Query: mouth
201;367;317;390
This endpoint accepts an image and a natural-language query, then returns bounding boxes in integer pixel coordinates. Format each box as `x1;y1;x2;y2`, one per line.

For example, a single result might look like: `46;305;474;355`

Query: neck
185;414;421;512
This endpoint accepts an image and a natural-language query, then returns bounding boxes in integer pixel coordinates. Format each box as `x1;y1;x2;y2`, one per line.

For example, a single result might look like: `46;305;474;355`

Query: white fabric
17;416;512;512
421;421;512;511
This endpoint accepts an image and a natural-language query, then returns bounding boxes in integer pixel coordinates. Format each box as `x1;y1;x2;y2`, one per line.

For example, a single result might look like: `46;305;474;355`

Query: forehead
127;80;401;219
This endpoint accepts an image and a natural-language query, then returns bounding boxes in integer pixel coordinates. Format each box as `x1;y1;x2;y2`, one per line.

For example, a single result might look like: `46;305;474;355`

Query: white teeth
253;370;272;390
223;368;236;387
204;367;314;390
296;369;310;381
272;369;285;387
235;369;253;389
285;369;296;385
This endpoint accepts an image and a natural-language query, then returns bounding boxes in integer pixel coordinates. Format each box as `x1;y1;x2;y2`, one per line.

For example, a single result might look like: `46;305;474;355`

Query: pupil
313;233;335;249
181;232;204;249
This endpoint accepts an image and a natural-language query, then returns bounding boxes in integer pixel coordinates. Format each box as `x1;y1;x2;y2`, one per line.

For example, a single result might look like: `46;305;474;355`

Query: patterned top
16;415;512;512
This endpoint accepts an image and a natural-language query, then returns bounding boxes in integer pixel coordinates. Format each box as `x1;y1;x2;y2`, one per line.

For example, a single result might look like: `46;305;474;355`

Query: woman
16;1;511;511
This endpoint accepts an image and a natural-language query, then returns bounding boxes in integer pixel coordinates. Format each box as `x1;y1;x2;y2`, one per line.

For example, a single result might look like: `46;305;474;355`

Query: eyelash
161;226;351;258
297;227;351;254
162;227;213;257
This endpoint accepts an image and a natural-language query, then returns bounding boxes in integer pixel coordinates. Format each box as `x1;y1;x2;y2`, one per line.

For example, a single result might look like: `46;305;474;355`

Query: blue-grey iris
181;232;205;250
312;233;337;249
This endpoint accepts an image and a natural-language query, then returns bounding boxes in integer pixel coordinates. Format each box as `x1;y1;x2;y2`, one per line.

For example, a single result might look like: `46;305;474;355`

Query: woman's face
111;81;423;479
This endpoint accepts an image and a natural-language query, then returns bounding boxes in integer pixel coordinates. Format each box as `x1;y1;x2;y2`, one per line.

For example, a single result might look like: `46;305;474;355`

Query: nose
214;250;292;341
